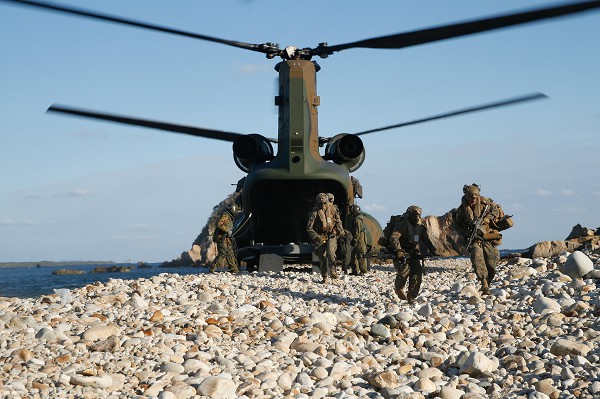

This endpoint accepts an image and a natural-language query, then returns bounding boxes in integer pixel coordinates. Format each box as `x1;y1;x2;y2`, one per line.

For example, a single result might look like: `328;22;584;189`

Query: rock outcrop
421;210;463;257
524;223;600;259
51;269;85;276
162;193;240;267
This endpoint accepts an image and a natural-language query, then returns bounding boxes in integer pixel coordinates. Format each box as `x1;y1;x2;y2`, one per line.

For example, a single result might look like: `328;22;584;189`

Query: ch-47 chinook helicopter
3;0;600;269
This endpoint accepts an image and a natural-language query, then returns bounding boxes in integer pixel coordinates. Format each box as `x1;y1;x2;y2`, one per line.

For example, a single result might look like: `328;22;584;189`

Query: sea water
0;264;203;298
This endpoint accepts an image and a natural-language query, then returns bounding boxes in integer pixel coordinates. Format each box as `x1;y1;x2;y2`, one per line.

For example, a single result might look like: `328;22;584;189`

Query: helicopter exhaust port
324;133;365;172
232;134;274;172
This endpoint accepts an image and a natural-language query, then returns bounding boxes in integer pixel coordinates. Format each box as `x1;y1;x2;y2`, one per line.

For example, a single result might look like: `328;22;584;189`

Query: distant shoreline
0;261;118;269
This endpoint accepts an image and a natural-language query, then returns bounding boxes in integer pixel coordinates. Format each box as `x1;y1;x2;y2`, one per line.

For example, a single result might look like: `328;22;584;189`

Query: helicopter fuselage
233;59;383;264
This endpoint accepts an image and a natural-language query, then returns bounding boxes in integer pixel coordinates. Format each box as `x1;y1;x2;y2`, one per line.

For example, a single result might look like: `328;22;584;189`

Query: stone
561;251;594;278
81;324;120;341
197;374;237;398
459;352;499;376
532;297;561;315
367;370;399;389
550;339;591;357
440;385;466;399
70;374;113;389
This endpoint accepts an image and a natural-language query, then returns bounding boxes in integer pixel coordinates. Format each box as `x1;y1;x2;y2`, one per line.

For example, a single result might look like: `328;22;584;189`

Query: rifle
466;204;490;250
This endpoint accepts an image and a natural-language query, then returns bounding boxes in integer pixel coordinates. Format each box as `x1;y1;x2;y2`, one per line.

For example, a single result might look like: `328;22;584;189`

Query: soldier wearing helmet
455;183;509;295
306;192;344;283
388;205;437;303
209;200;240;273
328;193;351;272
349;204;368;275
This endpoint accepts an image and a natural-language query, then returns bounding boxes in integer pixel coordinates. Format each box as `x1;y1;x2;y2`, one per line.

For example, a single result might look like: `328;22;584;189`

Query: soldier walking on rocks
349;205;368;275
388;205;437;303
455;184;513;295
210;203;239;273
307;193;344;283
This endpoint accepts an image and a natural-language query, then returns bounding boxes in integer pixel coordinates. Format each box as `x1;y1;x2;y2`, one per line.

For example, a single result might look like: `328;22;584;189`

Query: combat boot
395;288;407;301
481;281;491;295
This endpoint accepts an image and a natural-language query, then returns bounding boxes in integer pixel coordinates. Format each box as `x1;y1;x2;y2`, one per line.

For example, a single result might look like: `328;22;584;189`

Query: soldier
455;184;510;295
327;193;339;219
327;193;352;272
337;229;353;274
306;192;344;283
349;205;368;275
389;205;437;303
210;203;239;273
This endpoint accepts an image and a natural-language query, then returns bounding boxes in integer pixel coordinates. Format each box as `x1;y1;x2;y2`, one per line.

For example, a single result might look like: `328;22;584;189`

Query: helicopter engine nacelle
324;133;365;172
232;134;274;172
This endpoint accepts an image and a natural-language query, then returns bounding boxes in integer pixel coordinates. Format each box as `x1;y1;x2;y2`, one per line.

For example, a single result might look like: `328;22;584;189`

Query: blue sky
1;0;599;262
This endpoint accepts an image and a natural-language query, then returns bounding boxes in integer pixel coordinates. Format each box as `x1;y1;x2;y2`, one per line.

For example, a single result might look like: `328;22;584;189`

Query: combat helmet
316;193;329;204
462;183;481;204
405;205;422;216
350;204;361;216
405;205;422;224
463;183;481;196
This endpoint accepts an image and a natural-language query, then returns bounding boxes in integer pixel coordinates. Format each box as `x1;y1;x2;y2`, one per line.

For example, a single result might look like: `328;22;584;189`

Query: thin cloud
56;188;93;198
536;189;552;197
507;203;524;210
550;205;587;213
67;129;113;140
127;223;155;230
0;219;38;226
560;189;575;196
363;203;386;212
563;207;586;213
236;64;271;74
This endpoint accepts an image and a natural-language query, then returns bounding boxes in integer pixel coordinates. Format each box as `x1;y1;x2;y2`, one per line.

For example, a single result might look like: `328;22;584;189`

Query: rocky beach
1;250;599;399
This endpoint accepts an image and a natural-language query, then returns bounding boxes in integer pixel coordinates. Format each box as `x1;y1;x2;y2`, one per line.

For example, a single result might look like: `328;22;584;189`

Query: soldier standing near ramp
389;205;437;303
455;184;512;295
306;193;344;283
209;203;239;273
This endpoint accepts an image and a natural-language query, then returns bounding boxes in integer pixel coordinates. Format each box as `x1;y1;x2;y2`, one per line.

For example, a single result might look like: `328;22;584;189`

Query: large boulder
523;240;581;259
561;251;594;278
523;223;600;258
566;223;596;240
422;211;462;257
565;223;600;251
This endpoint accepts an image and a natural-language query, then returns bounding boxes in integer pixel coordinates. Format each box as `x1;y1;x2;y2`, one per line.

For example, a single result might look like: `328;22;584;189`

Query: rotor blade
48;104;247;143
1;0;279;56
318;1;600;55
354;92;548;137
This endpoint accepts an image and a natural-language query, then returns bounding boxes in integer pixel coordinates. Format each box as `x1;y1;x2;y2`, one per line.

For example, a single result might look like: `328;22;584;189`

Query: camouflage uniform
349;205;368;275
307;193;344;283
455;184;504;294
389;206;436;303
210;209;239;273
337;229;353;274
